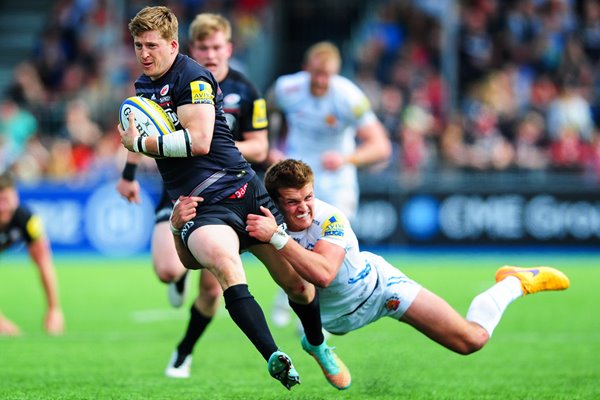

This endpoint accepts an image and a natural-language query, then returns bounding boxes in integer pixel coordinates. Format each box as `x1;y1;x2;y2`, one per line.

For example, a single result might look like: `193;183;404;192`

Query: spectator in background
513;110;549;170
0;95;38;173
0;172;64;336
546;73;594;143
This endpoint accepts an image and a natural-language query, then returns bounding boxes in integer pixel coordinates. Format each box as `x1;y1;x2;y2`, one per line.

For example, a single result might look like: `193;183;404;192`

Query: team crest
325;114;336;126
160;84;169;96
384;296;401;311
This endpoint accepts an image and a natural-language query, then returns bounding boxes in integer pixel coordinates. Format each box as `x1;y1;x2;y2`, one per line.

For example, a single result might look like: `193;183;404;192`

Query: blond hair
129;6;179;41
304;41;341;69
189;13;231;42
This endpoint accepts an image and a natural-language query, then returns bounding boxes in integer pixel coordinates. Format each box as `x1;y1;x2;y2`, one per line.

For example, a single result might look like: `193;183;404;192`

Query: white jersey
288;198;421;334
273;71;377;220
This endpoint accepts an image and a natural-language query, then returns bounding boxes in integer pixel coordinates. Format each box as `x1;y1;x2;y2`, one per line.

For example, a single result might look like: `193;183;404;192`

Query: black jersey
220;68;268;142
0;206;43;251
221;68;269;176
134;54;255;204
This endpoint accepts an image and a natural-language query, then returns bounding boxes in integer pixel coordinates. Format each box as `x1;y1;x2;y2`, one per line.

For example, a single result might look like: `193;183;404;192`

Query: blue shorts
180;175;284;252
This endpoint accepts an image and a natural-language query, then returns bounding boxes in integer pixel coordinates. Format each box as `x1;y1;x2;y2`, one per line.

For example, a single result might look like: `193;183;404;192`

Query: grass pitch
0;250;598;399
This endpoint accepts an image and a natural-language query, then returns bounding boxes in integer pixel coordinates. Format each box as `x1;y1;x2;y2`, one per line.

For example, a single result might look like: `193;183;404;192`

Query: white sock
465;276;523;337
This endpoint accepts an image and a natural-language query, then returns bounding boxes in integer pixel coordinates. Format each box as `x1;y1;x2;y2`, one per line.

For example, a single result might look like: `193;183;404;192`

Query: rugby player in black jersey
117;6;349;390
0;172;64;336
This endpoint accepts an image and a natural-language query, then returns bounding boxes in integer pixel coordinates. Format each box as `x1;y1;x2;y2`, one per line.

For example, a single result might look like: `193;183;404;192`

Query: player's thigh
151;221;185;280
187;224;246;286
400;287;474;348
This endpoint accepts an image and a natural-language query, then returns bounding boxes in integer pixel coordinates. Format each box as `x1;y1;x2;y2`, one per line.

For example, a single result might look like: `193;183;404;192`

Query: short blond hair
129;6;179;41
304;41;341;69
189;13;231;42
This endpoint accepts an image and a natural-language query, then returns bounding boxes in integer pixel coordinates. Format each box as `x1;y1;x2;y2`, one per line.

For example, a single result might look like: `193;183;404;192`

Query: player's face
0;188;18;227
306;57;339;97
276;183;315;231
133;31;178;80
189;30;232;82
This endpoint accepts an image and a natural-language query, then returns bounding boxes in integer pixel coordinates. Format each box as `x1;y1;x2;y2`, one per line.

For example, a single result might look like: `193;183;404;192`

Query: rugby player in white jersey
243;160;569;350
267;41;392;325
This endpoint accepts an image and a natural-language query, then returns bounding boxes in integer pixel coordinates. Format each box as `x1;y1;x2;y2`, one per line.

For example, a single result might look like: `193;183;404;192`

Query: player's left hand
118;113;139;152
246;206;278;242
45;307;64;336
321;151;345;170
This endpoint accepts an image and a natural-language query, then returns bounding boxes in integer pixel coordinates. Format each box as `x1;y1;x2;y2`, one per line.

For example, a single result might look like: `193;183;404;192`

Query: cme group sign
356;191;600;246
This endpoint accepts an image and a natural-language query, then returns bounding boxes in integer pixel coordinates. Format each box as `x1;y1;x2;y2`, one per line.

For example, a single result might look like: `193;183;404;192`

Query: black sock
224;284;278;361
176;304;212;358
174;270;189;293
289;291;324;346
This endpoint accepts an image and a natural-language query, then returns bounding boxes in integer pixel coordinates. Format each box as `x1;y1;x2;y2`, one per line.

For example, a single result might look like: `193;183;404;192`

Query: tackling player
0;172;64;336
249;159;569;355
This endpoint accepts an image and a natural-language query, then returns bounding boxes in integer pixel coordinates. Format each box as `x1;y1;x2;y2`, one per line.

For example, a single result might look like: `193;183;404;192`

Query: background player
0;172;64;336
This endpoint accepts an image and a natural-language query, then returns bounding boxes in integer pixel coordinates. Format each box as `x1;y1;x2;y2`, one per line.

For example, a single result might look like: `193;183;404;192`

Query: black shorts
180;175;284;252
155;188;173;224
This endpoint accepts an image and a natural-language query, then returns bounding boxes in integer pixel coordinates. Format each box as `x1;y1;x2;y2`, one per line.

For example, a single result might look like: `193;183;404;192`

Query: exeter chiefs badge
385;296;401;311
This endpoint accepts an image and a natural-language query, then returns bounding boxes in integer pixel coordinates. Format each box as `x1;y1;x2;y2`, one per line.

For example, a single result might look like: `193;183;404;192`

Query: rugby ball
119;96;175;137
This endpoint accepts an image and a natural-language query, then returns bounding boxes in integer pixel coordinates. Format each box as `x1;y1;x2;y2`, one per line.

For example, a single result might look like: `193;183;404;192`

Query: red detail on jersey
228;183;248;199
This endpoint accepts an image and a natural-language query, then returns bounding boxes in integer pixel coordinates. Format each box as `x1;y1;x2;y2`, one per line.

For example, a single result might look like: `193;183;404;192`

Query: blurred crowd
354;0;600;184
2;0;600;186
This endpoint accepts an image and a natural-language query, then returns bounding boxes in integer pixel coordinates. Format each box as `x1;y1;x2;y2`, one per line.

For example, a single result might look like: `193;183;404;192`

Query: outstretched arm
246;206;345;287
27;237;64;335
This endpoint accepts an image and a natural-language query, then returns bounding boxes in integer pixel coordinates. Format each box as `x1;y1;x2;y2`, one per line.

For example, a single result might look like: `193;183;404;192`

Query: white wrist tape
158;129;192;157
269;223;289;250
132;136;145;153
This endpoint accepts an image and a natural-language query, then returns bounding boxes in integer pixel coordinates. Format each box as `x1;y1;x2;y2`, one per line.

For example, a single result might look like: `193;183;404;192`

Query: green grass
1;251;599;399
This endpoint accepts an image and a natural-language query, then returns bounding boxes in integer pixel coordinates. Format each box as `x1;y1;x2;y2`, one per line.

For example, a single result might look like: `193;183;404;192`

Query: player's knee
455;330;489;355
281;282;313;304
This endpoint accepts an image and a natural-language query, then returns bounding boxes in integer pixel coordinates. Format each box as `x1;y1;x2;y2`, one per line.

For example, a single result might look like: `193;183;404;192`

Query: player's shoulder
223;68;261;95
275;71;308;91
313;199;348;226
331;74;366;97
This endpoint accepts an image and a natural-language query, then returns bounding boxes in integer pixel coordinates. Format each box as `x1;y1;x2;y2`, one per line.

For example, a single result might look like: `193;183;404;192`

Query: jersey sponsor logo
252;99;268;129
190;81;214;104
26;214;44;241
322;214;345;238
352;97;370;118
160;84;169;96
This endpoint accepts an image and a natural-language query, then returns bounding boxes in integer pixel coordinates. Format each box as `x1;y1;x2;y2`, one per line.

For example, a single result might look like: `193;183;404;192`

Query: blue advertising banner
17;180;161;256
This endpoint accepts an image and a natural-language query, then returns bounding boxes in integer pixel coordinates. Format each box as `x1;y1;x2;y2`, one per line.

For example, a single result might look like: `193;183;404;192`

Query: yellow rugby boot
495;266;570;295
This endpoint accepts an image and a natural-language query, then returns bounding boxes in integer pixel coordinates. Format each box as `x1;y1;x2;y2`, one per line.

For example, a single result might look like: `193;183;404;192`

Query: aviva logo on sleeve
26;215;44;241
190;81;214;104
322;215;345;238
